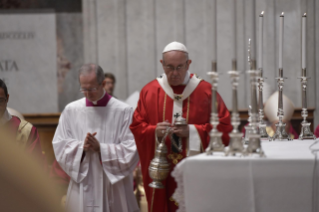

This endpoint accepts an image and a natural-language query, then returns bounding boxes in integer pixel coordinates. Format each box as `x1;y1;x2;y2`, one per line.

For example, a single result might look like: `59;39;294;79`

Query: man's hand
172;124;189;138
156;120;171;139
84;132;100;152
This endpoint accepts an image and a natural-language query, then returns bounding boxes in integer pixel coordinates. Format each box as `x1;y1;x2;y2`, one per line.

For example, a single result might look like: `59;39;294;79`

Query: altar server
53;64;139;212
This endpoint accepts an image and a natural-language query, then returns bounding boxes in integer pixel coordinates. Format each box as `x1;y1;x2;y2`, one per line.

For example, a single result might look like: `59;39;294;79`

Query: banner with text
0;12;58;113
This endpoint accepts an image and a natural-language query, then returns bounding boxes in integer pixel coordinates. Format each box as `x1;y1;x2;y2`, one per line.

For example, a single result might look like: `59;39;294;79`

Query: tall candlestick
231;0;237;61
258;11;264;70
212;61;217;72
279;12;284;69
302;13;306;70
212;0;217;62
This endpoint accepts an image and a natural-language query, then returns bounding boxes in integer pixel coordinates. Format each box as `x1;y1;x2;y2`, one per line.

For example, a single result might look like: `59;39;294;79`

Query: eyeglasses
79;87;99;93
163;60;188;72
0;98;7;104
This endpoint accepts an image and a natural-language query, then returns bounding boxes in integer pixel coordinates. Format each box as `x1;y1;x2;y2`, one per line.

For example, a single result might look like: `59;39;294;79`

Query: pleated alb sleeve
52;107;90;183
100;107;139;184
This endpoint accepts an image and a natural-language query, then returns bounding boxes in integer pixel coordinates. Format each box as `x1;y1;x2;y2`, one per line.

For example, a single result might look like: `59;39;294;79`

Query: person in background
264;91;298;139
104;73;116;96
0;79;44;164
313;125;319;138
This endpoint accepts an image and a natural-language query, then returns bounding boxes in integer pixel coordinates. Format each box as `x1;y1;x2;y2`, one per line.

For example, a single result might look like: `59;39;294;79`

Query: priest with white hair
52;64;139;212
130;42;232;212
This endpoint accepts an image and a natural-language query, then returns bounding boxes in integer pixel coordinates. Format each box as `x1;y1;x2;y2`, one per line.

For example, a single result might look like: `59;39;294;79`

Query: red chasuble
130;74;232;212
4;116;44;164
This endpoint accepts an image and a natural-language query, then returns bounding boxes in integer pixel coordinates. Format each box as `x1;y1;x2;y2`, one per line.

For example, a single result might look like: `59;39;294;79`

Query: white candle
231;0;237;61
258;11;264;70
212;0;217;63
279;12;284;69
302;13;306;69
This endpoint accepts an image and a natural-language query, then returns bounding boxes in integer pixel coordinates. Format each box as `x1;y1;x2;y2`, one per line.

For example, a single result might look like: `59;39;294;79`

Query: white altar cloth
172;139;319;212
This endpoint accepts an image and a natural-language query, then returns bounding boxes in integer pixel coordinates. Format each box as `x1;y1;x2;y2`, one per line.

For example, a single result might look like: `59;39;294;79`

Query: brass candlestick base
271;69;292;141
206;71;225;155
243;105;253;145
258;70;270;139
206;130;224;155
259;122;269;139
271;121;292;141
226;132;244;156
226;70;244;156
299;121;316;140
244;132;265;157
298;73;316;140
206;113;224;154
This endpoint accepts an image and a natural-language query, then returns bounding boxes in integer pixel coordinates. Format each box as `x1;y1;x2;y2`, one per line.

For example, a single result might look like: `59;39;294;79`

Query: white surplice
52;97;140;212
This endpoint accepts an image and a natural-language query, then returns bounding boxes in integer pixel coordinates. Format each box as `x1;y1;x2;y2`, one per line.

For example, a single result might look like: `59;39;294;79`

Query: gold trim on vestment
16;119;33;149
167;153;183;165
169;196;179;206
163;93;167;122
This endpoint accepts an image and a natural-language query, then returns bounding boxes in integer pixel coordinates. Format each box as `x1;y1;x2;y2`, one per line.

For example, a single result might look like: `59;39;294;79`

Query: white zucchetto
162;41;188;54
264;91;295;122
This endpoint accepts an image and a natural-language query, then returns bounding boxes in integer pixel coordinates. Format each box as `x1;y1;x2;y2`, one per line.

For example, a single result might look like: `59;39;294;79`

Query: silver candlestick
258;70;269;139
244;39;264;157
226;60;244;156
299;68;316;139
243;105;252;144
206;61;224;155
270;68;292;141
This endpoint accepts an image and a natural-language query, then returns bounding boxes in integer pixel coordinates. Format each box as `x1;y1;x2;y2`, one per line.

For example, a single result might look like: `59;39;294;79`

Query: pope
130;41;232;212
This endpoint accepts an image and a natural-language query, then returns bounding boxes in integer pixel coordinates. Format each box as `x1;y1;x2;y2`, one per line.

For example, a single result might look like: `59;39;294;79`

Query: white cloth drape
172;140;319;212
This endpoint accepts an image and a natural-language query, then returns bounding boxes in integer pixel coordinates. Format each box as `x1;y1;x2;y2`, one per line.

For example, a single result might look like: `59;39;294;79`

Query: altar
172;140;319;212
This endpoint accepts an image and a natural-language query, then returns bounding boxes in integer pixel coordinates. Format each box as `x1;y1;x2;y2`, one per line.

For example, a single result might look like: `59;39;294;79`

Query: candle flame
303;13;307;17
261;11;264;15
281;12;284;16
260;11;264;17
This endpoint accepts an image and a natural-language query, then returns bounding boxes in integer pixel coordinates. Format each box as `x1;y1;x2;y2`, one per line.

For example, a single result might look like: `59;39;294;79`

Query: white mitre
256;82;275;104
162;41;188;53
264;91;295;122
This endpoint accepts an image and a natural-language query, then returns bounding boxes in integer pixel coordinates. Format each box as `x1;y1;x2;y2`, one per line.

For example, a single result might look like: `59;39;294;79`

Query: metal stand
258;69;269;139
270;69;292;141
245;69;264;157
243;105;253;144
244;39;264;157
226;67;244;156
299;69;316;140
206;63;224;155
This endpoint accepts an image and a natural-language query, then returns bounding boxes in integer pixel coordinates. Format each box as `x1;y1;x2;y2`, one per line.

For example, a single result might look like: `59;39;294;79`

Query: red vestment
4;116;44;164
130;75;232;212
